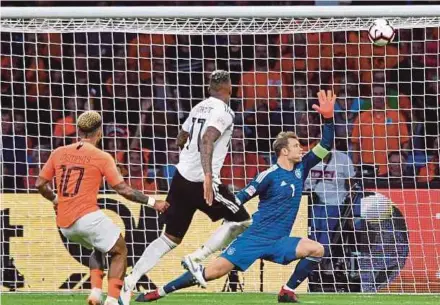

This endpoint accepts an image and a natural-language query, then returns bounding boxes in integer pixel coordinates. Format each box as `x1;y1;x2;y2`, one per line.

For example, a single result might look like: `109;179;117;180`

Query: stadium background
1;0;439;297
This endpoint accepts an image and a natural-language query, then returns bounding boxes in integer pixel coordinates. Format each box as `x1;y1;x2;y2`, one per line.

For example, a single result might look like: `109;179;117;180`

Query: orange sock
90;269;104;289
108;278;123;299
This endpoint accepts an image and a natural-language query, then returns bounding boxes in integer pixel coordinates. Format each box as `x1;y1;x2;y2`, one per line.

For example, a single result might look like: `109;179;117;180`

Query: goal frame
1;5;440;18
1;3;439;295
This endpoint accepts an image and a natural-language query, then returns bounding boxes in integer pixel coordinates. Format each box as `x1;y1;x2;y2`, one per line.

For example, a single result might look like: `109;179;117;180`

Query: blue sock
286;256;322;290
163;271;199;294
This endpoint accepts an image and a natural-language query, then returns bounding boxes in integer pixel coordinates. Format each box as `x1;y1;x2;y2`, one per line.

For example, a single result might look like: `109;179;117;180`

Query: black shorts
161;170;250;239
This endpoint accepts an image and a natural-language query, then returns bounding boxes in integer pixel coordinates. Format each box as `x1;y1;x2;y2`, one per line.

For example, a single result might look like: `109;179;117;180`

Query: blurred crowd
1;4;439;193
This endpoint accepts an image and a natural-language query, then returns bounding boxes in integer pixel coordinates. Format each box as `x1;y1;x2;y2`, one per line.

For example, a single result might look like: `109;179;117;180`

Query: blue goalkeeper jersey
235;121;334;240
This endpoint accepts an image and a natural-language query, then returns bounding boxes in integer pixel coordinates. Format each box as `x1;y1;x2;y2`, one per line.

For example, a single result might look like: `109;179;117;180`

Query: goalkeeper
136;90;336;303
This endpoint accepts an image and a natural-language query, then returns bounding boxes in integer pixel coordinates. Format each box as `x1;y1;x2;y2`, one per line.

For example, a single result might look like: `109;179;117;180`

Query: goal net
1;5;439;294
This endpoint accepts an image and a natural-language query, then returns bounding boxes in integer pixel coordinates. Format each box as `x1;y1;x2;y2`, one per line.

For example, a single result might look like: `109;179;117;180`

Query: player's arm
235;170;271;206
103;156;169;213
35;152;58;207
201;111;234;204
303;90;336;175
201;126;222;204
176;130;190;149
35;177;57;203
176;114;192;149
112;182;167;212
201;127;222;177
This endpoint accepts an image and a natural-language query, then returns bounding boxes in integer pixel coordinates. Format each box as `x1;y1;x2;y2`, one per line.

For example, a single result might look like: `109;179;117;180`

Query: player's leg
88;250;105;305
124;171;197;290
105;235;127;305
182;184;251;285
60;225;103;305
136;236;257;303
261;237;323;303
61;210;124;305
186;183;252;263
136;257;235;303
283;238;324;302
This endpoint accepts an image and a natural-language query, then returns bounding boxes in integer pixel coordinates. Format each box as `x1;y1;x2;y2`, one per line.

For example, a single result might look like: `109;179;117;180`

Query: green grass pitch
1;293;439;305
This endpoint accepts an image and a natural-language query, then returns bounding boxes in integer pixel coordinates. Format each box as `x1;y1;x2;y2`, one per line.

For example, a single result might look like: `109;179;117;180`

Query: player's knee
227;219;252;235
163;232;182;245
109;235;128;257
305;240;324;258
205;258;234;281
314;243;325;258
297;238;324;258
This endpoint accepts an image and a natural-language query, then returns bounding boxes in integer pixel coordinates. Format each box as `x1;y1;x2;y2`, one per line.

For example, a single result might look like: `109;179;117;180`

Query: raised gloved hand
313;90;336;119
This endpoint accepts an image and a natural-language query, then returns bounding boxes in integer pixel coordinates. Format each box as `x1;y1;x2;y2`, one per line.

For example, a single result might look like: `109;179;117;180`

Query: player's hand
153;200;170;213
204;175;214;206
313;90;336;119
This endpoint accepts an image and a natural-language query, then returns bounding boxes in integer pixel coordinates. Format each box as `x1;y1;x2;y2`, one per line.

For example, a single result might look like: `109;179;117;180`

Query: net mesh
1;14;439;294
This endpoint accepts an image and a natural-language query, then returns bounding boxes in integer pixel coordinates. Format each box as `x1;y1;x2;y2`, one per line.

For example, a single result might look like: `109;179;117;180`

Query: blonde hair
273;131;298;157
77;111;102;133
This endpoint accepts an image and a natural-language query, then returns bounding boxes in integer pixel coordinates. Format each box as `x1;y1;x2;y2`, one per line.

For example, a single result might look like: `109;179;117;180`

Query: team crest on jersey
245;185;256;196
295;168;302;179
227;246;236;256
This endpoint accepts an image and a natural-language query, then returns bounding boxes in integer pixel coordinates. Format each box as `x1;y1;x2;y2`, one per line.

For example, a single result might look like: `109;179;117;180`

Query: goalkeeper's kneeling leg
295;238;325;259
284;238;324;292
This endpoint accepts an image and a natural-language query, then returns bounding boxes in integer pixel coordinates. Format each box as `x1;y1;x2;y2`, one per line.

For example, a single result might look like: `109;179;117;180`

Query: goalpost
1;5;439;294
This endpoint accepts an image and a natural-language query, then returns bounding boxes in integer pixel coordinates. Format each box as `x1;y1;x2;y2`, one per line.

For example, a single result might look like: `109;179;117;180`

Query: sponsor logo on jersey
245;185;256;196
295;168;302;179
280;181;287;186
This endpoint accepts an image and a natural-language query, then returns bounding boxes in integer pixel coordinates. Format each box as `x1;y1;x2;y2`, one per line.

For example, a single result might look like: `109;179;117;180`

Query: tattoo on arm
176;130;190;149
200;126;221;176
35;177;57;202
113;181;150;204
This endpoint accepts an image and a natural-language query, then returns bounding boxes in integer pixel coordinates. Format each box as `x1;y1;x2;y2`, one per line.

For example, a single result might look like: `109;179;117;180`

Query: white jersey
176;97;234;182
304;150;355;206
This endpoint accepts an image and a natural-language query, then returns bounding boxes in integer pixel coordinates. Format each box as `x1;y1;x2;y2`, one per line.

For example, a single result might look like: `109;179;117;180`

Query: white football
368;18;395;46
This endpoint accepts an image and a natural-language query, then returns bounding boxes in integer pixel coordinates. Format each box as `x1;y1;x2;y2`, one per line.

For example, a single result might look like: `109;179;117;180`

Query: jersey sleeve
207;110;234;134
39;152;56;181
102;154;124;187
235;170;271;205
302;120;334;177
181;114;192;132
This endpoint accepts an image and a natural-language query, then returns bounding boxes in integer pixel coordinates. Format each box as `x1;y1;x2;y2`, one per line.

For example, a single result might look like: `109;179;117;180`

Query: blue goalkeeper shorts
220;233;302;272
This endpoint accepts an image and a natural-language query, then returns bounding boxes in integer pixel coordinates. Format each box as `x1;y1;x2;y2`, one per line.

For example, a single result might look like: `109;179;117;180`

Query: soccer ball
368;18;395;46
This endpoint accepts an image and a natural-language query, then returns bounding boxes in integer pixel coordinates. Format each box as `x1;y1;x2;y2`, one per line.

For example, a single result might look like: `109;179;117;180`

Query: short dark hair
209;70;230;92
273;131;298;157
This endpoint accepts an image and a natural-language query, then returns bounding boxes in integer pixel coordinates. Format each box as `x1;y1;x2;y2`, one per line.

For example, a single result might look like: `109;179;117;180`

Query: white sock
189;220;251;262
283;284;295;292
89;287;102;299
158;286;167;297
130;235;177;283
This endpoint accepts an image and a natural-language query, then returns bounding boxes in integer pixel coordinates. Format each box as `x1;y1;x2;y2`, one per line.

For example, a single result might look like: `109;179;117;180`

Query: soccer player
120;70;252;303
137;90;336;303
35;111;169;305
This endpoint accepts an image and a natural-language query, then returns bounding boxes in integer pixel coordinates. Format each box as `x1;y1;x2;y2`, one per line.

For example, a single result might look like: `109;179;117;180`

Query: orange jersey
221;152;268;189
39;142;124;228
351;110;409;175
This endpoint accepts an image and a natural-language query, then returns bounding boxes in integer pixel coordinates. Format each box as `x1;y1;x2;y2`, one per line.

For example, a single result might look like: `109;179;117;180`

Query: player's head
77;111;103;144
209;70;232;102
372;84;386;110
387;151;405;177
273;131;303;163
